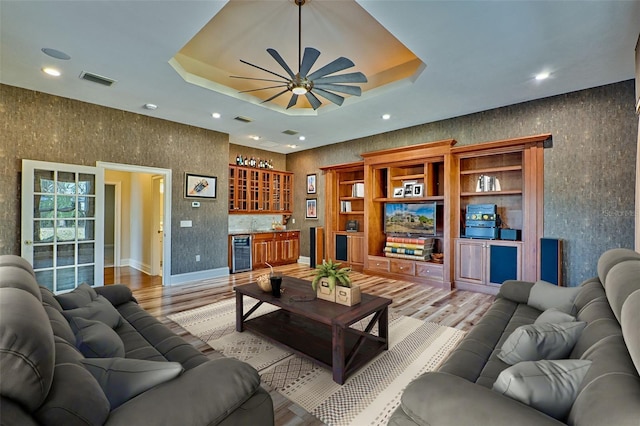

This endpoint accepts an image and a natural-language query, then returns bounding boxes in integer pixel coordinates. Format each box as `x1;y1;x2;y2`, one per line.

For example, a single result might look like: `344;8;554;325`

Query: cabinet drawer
368;256;389;273
390;259;415;276
416;262;444;281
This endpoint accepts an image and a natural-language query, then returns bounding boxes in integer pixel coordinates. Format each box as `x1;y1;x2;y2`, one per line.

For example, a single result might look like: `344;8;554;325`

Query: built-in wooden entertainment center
321;134;551;294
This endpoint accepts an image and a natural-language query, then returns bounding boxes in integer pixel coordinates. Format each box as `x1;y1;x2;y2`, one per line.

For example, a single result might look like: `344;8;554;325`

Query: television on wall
384;202;437;236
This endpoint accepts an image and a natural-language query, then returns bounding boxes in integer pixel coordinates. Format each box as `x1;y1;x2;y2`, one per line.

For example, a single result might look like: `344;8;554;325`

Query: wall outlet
195;255;200;262
292;218;295;224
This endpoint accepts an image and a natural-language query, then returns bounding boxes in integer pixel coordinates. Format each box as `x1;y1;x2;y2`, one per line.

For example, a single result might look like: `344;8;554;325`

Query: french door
21;160;104;293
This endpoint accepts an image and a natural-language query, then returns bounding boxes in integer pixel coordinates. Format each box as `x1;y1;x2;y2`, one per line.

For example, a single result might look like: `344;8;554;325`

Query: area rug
168;298;465;426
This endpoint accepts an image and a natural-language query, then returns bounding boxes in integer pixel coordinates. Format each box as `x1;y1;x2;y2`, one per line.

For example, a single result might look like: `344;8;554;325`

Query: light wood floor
107;264;495;426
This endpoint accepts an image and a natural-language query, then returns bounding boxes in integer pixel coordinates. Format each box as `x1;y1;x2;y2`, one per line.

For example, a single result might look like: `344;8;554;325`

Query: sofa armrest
397;372;563;426
95;284;137;306
105;358;265;426
496;280;535;303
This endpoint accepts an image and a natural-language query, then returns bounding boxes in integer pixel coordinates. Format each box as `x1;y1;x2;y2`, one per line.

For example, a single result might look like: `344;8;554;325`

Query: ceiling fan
230;0;367;110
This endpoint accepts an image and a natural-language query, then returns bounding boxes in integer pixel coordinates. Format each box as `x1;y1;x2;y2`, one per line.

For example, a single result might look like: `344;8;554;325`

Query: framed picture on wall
307;174;317;194
306;198;318;219
185;173;217;199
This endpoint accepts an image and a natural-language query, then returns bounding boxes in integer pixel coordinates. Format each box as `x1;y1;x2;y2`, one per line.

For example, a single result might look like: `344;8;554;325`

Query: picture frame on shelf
185;173;217;199
392;187;405;198
307;174;317;194
403;181;416;197
413;184;424;197
306;198;318;219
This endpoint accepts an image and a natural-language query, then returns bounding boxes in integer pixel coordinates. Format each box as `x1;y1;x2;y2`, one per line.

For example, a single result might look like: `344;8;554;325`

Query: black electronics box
464;227;499;239
500;228;521;241
346;220;359;232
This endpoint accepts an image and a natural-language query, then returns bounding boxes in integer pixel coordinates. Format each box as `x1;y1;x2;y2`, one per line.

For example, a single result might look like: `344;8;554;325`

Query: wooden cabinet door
455;239;486;284
347;234;365;266
252;239;269;269
229;166;249;212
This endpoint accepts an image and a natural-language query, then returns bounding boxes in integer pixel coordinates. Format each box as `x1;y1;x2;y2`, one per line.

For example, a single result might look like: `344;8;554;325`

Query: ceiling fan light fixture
292;86;308;95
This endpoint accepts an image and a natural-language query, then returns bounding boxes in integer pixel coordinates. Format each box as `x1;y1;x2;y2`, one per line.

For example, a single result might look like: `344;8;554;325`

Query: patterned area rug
168;298;465;426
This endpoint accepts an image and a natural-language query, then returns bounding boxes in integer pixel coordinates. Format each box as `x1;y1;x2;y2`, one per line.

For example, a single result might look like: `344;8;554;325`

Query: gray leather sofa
0;255;274;425
389;248;640;425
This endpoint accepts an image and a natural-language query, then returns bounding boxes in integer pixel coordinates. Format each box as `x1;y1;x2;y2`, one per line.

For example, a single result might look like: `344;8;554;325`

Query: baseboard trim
169;267;229;286
298;256;311;265
121;258;152;275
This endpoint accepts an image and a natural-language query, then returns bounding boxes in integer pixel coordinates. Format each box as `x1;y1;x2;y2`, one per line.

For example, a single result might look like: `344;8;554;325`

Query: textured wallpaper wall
287;80;638;286
1;85;229;275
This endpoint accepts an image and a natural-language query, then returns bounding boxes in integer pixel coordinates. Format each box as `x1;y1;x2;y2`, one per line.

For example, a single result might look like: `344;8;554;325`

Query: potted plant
311;259;360;305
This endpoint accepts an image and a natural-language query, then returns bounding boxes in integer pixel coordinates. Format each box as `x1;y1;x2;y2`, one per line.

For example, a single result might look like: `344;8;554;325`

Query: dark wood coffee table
234;276;392;384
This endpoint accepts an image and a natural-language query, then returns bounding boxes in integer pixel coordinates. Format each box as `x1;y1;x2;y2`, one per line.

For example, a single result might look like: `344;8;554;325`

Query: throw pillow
69;317;125;358
498;321;586;365
55;283;98;309
81;357;184;409
492;359;592;420
62;295;122;329
528;281;582;312
534;307;576;325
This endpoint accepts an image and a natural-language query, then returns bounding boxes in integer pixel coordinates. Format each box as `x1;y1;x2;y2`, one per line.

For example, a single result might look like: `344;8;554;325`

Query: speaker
309;227;324;268
500;228;521;241
540;238;563;286
464;227;499;239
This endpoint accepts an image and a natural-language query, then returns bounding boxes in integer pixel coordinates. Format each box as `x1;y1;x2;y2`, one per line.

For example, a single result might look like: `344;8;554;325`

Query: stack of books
383;236;435;261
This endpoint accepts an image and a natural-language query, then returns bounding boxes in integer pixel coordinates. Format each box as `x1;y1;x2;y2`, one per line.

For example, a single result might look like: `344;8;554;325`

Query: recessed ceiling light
535;72;550;81
41;48;71;60
298;136;306;141
250;135;260;141
382;113;391;120
211;112;221;119
42;67;61;77
143;103;158;110
287;144;298;149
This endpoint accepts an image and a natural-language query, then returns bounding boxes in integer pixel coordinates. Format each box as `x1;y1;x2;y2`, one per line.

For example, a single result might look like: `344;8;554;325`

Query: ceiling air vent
79;71;116;87
282;129;299;135
234;116;253;123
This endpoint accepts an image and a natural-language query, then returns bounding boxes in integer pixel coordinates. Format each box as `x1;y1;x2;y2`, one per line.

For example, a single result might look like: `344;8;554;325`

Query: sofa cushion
528;281;581;312
621;289;640;375
0;265;42;302
69;317;125;358
62;295;123;328
498;321;586;365
56;283;98;309
493;359;592;421
40;286;64;311
596;248;640;284
43;304;76;345
0;287;55;411
534;307;576;325
604;260;640;323
81;357;184;409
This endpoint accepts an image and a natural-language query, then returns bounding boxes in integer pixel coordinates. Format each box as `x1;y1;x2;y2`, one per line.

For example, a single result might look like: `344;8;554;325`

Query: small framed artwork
307;174;317;194
413;184;424;197
392;187;404;198
403;181;416;197
185;173;217;199
306;198;318;219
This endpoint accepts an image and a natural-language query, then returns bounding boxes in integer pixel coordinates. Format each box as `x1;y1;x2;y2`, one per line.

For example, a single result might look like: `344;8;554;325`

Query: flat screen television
384;202;437;236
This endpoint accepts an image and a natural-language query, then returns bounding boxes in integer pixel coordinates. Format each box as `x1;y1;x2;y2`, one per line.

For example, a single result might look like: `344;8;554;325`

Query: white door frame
151;175;164;277
97;162;171;285
105;181;122;267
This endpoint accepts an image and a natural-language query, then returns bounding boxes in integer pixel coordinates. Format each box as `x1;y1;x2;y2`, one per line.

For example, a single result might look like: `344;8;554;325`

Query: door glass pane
78;196;95;218
78;243;94;264
57;172;77;194
35;270;54;291
57;195;76;218
79;174;95;195
34;195;54;218
57;219;76;241
57;244;75;266
33;245;54;269
57;267;76;291
34;170;54;193
78;265;94;286
77;220;94;241
34;220;54;243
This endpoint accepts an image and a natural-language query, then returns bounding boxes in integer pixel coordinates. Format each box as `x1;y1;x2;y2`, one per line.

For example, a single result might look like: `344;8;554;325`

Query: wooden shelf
460;190;522;196
339;211;364;215
460;165;522;175
390;173;425;181
340;196;364;201
373;196;445;202
340;179;365;185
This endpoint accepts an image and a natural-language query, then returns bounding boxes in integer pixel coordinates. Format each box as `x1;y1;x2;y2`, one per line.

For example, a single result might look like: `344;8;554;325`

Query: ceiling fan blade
267;48;296;79
313;83;361;96
312;88;345;106
299;47;320;77
230;76;289;84
304;91;322;110
239;84;289;94
313;72;367;84
286;94;299;109
307;57;355;81
261;88;290;104
240;59;290;81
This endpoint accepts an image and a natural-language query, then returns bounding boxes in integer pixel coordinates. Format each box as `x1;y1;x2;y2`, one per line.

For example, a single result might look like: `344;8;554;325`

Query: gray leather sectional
389;248;640;425
0;255;274;425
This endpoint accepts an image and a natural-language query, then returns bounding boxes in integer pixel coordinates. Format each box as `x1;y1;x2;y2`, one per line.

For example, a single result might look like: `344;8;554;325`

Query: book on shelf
352;183;365;198
384;252;430;261
340;200;352;212
383;247;427;256
385;242;429;250
386;236;434;246
475;175;501;192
